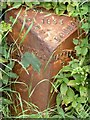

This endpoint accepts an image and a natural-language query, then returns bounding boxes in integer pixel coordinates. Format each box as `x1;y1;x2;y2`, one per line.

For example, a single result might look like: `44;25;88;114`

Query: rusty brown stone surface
5;7;80;114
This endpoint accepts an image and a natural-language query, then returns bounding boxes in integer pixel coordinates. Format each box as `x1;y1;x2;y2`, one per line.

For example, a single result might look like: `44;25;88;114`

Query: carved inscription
53;50;76;61
53;21;77;42
26;16;77;42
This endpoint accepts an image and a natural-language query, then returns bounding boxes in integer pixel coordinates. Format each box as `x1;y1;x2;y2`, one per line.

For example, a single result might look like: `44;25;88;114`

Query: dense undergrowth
0;0;90;119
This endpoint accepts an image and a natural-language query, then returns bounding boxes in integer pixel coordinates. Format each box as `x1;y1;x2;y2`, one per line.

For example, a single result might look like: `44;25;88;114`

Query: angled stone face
5;7;79;114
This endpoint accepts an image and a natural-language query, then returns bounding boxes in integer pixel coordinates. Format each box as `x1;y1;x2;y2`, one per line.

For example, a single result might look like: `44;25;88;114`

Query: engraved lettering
53;19;57;24
35;25;41;30
71;22;76;27
41;19;45;24
59;33;64;38
59;19;63;25
47;19;50;24
67;25;73;31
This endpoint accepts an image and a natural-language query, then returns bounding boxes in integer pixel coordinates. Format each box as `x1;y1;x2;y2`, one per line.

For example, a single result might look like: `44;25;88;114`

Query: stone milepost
5;7;79;114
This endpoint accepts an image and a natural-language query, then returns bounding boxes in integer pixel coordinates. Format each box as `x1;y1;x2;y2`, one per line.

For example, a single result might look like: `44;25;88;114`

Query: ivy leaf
21;52;41;72
60;83;68;95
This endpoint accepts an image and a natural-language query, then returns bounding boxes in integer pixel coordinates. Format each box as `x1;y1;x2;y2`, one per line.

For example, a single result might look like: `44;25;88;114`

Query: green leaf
67;4;75;16
80;86;87;97
67;87;75;98
63;78;69;84
60;83;68;95
72;100;77;108
21;52;41;72
57;107;65;118
25;2;33;8
52;2;57;9
2;74;9;85
10;16;15;23
56;93;61;106
8;72;18;78
81;23;89;32
63;96;72;105
80;4;88;15
68;80;80;87
2;97;12;105
81;47;88;56
75;46;81;55
0;57;7;63
43;2;52;10
13;2;22;9
73;39;79;45
77;97;87;103
76;103;82;112
61;65;72;72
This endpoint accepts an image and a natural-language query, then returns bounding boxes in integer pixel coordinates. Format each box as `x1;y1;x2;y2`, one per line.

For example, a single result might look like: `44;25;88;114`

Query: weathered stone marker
5;7;79;114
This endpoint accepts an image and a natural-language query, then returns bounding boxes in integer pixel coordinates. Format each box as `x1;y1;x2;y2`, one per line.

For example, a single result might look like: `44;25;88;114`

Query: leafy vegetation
0;0;90;119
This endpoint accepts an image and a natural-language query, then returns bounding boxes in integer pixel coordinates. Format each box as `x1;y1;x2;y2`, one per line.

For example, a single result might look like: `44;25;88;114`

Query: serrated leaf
21;52;41;72
60;83;68;95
